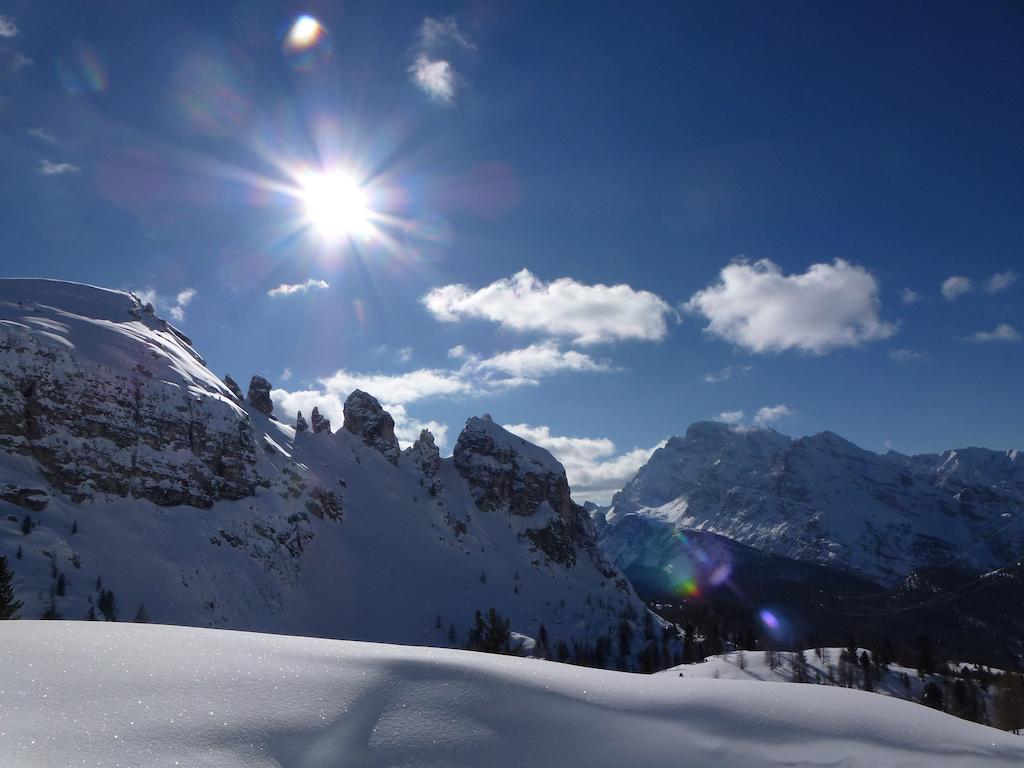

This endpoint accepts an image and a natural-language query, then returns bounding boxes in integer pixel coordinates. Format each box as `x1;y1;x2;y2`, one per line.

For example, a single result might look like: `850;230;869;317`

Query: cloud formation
423;269;674;345
408;16;474;104
503;423;664;504
39;159;80;175
0;15;17;38
27;127;56;144
754;404;794;425
267;279;330;297
941;276;972;301
888;348;927;362
468;341;613;378
686;259;895;354
714;410;745;425
901;288;921;305
985;271;1018;294
133;287;197;323
703;364;752;383
968;324;1021;343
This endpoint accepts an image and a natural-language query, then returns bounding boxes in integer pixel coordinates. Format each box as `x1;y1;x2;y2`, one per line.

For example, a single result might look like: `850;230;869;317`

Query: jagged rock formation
343;390;399;463
404;429;441;496
247;376;274;418
453;416;612;572
310;406;331;434
294;411;308;433
223;375;244;403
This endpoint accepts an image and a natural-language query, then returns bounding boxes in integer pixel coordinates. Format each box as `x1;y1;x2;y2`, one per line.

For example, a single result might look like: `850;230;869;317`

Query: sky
0;1;1021;503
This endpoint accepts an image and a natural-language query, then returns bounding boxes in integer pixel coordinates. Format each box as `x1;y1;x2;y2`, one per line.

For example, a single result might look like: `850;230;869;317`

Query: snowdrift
1;622;1021;767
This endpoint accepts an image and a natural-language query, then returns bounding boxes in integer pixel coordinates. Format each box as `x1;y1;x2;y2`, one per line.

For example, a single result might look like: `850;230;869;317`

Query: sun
299;171;373;240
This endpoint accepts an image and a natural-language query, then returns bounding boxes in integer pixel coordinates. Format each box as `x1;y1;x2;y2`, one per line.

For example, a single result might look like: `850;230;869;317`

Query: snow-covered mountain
4;621;1021;768
0;279;646;657
596;420;1023;586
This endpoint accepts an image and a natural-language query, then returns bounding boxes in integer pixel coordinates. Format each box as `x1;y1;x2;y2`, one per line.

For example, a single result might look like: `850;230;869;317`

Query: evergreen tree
922;681;944;711
15;545;22;560
86;605;97;621
71;521;78;535
447;622;457;644
55;572;67;597
20;515;32;535
0;555;23;619
98;589;117;621
134;603;150;623
994;672;1024;734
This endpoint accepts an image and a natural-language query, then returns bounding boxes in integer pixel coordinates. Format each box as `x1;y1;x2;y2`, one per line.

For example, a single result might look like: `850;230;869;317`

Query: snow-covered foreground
2;623;1021;768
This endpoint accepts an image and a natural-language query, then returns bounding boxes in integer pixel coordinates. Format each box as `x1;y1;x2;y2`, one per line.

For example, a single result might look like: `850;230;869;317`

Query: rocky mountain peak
405;429;441;477
343;390;399;463
223;375;244;403
310;406;331;434
294;411;308;433
247;376;274;418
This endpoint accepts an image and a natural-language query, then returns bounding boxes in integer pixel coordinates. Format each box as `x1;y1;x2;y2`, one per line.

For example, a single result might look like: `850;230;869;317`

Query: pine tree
86;605;97;621
447;622;457;644
134;603;150;623
55;572;67;597
71;521;78;535
0;555;23;619
994;672;1024;734
15;545;22;560
98;589;117;621
20;515;32;535
922;681;944;710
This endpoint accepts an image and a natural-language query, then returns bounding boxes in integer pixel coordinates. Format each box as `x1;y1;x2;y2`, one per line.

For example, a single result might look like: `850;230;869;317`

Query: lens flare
759;609;780;630
284;15;331;70
56;42;107;93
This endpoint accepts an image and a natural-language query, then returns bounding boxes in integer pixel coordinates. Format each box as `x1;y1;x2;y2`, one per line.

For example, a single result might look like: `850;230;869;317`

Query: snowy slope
598;420;1023;585
2;622;1021;768
0;279;647;659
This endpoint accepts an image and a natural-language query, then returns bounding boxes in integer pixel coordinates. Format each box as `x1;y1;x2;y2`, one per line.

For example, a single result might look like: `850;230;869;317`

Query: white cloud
754;404;794;425
985;271;1018;294
968;324;1021;343
408;16;474;104
469;341;612;378
423;269;674;345
280;367;293;382
901;288;921;305
418;16;476;51
39;159;80;176
397;347;414;363
27;127;56;144
267;278;330;297
703;364;752;383
889;348;926;362
714;410;745;425
409;55;456;103
685;259;895;355
941;275;972;301
132;286;196;323
447;344;467;359
0;15;17;38
318;368;474;405
503;423;664;504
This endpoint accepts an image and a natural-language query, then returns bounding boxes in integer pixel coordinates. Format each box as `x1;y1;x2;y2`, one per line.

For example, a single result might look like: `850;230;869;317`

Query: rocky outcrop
343;390;398;463
404;429;441;495
310;407;331;435
294;411;308;433
248;376;274;418
224;375;244;403
453;416;596;568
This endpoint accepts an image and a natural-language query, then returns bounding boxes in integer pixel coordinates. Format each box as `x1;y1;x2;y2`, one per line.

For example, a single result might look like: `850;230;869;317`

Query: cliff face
0;280;259;508
0;278;647;659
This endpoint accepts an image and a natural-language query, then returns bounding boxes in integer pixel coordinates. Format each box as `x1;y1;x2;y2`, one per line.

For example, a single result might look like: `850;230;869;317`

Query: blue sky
1;1;1021;501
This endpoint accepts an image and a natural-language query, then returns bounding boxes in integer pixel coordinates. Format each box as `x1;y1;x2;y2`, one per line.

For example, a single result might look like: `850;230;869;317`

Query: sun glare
299;172;373;240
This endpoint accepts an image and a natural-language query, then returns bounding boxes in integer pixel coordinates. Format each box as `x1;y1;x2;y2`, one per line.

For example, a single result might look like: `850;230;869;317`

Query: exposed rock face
343;390;398;463
310;407;331;435
294;411;308;433
453;416;603;570
404;429;441;495
247;376;274;418
224;375;244;403
0;280;260;507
